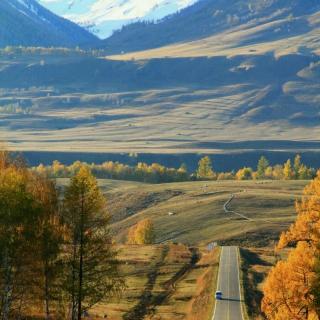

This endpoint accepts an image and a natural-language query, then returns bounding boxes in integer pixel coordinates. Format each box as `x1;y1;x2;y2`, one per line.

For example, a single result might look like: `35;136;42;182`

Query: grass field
98;179;307;247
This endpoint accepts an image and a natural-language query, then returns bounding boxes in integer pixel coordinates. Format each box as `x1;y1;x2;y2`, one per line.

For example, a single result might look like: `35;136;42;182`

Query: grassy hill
90;179;308;246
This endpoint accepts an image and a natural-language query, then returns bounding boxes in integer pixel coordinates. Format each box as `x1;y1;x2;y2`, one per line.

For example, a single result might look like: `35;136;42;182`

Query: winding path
223;194;253;221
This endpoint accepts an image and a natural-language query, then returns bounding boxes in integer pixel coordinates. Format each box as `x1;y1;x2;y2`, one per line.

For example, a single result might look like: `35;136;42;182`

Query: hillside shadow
123;246;169;320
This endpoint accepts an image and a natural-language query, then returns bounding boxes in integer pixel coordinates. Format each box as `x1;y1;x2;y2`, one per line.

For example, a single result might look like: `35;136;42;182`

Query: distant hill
0;0;98;48
103;0;320;55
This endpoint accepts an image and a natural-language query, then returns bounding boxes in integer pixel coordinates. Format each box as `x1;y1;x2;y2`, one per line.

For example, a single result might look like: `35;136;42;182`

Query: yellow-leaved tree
197;156;215;180
262;172;320;320
127;219;155;245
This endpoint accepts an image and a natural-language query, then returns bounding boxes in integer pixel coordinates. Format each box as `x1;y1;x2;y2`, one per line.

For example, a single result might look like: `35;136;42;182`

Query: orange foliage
277;171;320;250
127;219;155;245
262;173;320;319
262;242;317;320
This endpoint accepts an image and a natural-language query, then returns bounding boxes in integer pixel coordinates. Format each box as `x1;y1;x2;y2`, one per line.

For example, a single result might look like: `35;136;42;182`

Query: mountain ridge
102;0;320;55
0;0;98;48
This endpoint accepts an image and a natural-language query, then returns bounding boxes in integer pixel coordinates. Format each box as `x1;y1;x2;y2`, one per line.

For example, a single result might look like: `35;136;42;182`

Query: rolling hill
0;0;319;155
0;0;98;47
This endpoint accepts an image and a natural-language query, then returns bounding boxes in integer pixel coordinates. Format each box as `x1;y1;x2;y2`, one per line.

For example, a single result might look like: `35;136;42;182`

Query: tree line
34;154;316;184
34;160;189;183
0;46;105;57
0;150;123;319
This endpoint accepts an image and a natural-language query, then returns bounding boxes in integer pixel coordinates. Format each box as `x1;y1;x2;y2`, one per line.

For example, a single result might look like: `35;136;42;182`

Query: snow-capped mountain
0;0;97;47
38;0;199;39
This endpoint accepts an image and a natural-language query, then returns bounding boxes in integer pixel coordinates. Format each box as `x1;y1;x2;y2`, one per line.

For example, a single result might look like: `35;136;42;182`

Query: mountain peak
38;0;199;38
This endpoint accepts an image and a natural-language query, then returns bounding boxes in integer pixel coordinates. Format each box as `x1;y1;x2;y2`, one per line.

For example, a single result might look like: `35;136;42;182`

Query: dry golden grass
90;244;219;320
102;179;308;246
240;247;278;320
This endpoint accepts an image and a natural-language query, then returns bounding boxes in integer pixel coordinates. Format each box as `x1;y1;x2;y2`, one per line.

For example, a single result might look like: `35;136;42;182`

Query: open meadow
90;179;308;246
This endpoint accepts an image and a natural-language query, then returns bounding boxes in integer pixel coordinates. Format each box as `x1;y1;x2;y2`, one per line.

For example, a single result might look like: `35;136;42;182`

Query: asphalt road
212;246;243;320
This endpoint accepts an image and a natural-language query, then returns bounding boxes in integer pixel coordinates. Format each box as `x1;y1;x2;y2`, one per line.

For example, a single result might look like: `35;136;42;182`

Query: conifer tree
63;166;123;320
294;154;302;179
257;156;269;179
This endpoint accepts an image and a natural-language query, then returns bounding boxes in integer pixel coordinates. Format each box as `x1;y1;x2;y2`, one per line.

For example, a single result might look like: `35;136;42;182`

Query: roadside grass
240;247;278;320
238;248;250;320
90;244;219;320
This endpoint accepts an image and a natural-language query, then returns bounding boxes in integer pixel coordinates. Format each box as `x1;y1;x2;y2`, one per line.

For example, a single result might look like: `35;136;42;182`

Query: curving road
212;246;244;320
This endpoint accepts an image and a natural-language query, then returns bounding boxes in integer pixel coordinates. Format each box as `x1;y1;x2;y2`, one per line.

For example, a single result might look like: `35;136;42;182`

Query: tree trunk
1;251;13;320
44;261;50;320
77;237;83;320
77;194;85;320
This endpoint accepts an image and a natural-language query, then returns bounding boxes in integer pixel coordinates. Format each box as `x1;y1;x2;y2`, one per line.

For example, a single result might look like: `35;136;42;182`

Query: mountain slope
0;0;98;48
38;0;198;39
103;0;320;55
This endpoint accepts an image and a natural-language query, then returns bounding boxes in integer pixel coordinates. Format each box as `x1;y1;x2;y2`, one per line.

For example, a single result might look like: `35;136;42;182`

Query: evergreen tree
257;156;269;179
293;154;302;179
63;166;123;320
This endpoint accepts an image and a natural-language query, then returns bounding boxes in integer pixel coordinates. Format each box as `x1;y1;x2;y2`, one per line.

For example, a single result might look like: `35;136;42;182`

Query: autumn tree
63;166;123;320
257;156;269;179
236;167;253;180
0;161;42;319
262;172;320;319
283;159;293;180
127;219;156;245
29;175;64;320
272;164;284;180
262;242;317;320
197;156;215;180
